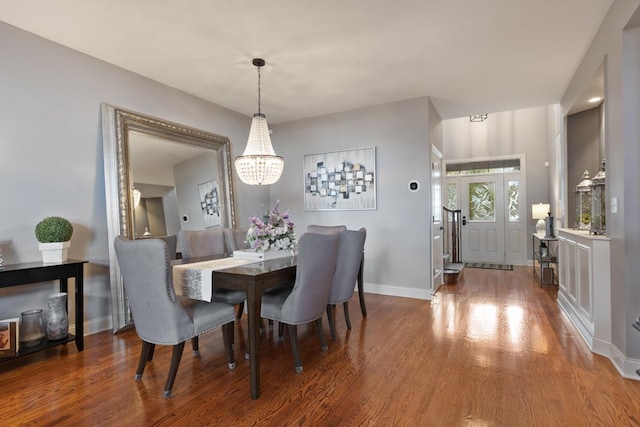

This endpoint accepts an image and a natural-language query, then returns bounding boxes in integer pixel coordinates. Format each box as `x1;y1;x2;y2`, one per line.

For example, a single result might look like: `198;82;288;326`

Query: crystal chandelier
235;58;284;185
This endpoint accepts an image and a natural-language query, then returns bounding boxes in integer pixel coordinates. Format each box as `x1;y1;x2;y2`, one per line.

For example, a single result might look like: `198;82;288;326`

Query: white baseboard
609;344;640;381
359;282;433;301
558;297;640;382
70;315;113;337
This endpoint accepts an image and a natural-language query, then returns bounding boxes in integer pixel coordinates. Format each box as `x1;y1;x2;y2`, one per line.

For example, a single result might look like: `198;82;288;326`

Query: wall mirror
101;104;236;332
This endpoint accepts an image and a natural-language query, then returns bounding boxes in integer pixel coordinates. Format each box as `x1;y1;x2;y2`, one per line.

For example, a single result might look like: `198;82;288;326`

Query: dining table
173;252;365;399
213;256;297;399
173;255;296;399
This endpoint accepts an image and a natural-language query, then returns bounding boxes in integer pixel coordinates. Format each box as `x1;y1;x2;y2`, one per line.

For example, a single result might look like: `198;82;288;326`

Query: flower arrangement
246;200;296;252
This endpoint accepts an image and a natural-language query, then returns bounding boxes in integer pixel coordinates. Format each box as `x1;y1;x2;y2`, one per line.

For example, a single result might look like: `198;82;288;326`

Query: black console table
0;259;87;356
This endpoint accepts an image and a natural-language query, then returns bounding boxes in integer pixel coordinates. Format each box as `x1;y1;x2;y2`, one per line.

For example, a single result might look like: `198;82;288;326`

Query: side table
0;259;87;357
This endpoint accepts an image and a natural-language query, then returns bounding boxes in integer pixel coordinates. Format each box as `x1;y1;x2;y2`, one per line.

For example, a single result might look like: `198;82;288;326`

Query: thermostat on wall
408;180;420;192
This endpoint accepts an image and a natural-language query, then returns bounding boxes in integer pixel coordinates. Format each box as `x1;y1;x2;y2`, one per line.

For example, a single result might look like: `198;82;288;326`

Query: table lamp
532;203;550;234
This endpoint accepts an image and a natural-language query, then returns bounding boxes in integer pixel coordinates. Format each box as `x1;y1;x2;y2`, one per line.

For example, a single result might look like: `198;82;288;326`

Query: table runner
172;257;256;301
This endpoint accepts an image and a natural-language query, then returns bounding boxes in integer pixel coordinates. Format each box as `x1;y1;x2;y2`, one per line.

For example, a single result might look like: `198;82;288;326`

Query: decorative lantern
590;159;606;235
574;170;592;230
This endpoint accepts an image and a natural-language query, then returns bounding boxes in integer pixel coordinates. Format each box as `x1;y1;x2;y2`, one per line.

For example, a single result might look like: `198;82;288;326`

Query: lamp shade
532;203;550;234
532;203;550;220
235;114;284;185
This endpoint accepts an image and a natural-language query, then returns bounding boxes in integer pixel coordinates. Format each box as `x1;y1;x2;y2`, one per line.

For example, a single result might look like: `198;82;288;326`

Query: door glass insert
507;180;519;221
446;158;521;176
469;182;495;221
446;183;457;221
432;161;442;223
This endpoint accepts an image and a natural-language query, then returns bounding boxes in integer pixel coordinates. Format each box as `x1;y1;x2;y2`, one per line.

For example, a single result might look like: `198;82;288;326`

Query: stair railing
443;207;462;264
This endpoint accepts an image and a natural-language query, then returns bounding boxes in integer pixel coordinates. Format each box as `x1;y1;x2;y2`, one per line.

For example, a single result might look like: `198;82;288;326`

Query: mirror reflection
102;104;236;332
129;132;225;244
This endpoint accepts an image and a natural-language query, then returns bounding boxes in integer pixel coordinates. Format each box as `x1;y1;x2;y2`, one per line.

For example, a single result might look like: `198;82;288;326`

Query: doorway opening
444;155;527;266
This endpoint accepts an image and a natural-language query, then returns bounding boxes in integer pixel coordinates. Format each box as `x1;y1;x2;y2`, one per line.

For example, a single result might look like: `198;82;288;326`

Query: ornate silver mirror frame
101;104;236;332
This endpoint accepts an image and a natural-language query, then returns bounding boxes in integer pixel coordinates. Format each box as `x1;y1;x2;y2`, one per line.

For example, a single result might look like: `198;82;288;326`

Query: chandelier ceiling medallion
234;58;284;186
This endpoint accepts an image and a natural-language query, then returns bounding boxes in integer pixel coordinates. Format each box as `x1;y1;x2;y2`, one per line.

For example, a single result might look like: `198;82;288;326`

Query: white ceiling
0;1;613;122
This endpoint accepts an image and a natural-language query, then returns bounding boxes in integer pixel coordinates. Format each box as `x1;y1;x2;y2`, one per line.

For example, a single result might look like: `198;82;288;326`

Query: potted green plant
35;216;74;263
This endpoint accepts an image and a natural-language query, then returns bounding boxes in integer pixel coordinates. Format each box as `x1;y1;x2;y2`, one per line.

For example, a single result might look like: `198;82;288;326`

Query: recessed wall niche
566;61;605;228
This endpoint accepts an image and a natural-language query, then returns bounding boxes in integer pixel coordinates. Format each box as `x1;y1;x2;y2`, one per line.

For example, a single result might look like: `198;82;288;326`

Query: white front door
460;175;505;263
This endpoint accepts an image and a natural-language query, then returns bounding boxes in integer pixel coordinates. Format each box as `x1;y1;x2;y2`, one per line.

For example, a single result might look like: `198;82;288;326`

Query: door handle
462;216;467;226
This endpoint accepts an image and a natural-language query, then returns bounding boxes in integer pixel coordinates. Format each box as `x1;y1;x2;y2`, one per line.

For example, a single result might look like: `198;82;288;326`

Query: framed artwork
304;146;376;211
0;318;18;358
198;179;221;228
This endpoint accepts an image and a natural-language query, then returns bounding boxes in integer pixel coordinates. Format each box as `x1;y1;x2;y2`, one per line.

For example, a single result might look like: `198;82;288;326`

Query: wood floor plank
2;266;640;425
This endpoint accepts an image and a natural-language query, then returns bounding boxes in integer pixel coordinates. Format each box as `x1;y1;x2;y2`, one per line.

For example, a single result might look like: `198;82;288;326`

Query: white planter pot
39;241;70;263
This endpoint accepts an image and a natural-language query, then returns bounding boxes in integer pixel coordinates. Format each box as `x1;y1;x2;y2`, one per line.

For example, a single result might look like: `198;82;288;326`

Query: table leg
76;264;84;351
60;277;68;298
357;256;367;317
246;281;262;399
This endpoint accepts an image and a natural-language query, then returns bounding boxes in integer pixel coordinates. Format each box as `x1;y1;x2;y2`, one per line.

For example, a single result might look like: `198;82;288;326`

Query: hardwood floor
2;266;640;426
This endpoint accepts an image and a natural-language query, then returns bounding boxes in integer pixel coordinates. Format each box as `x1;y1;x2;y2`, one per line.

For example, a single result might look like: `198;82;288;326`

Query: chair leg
358;256;367;317
287;324;303;373
315;318;328;352
222;321;236;369
230;322;235;349
236;301;244;320
191;336;199;356
147;343;155;361
343;301;352;330
163;342;186;398
327;304;337;340
135;341;154;380
278;322;285;340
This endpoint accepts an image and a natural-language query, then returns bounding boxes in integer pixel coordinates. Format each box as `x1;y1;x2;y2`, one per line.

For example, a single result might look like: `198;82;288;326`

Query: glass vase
19;309;46;347
44;292;69;340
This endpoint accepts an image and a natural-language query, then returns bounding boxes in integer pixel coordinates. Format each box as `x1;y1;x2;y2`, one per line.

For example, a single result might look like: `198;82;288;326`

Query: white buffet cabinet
557;228;611;356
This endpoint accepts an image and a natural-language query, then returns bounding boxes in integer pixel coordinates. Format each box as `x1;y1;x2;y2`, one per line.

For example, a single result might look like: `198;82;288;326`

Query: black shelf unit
0;259;86;363
532;234;558;286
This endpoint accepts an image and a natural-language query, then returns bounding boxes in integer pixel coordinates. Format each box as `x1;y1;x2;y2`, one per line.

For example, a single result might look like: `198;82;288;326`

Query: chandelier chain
257;64;261;115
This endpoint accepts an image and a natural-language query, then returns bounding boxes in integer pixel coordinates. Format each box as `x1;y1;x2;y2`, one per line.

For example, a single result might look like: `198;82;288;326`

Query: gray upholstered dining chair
158;234;177;260
114;237;236;398
178;228;225;258
306;224;346;235
261;232;340;373
307;224;367;321
223;227;250;255
326;228;367;340
178;228;246;320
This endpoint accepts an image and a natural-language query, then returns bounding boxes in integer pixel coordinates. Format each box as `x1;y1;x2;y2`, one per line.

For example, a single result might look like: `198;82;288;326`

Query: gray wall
0;22;270;333
442;106;553;260
144;198;167;237
271;97;435;299
173;151;219;231
561;0;640;361
622;23;640;360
